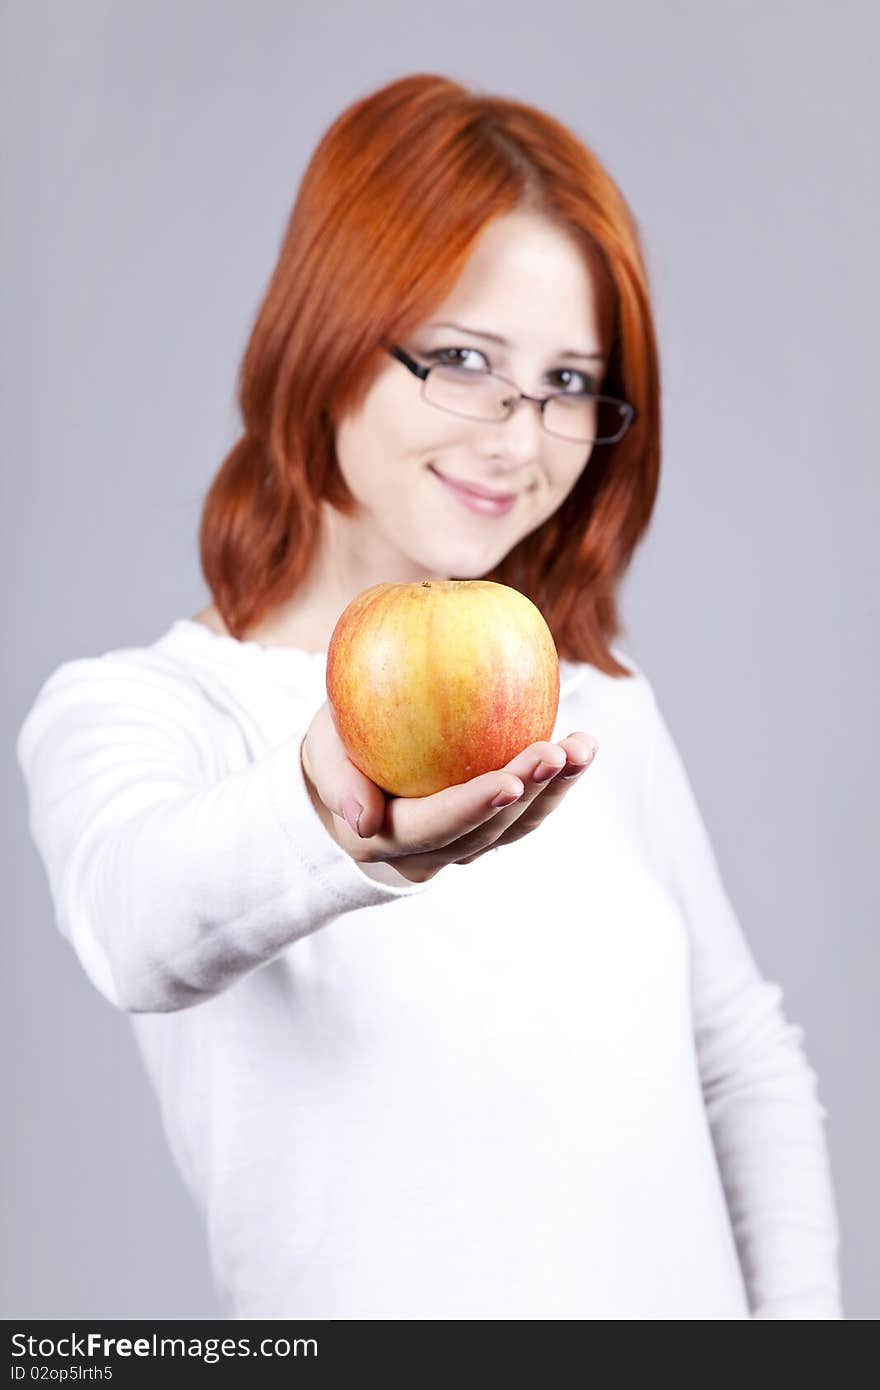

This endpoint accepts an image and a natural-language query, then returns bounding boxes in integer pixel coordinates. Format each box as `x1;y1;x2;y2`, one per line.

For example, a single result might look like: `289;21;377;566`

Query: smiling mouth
428;465;519;519
428;465;517;502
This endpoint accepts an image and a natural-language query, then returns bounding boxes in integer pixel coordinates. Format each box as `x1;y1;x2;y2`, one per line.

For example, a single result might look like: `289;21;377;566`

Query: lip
429;465;517;516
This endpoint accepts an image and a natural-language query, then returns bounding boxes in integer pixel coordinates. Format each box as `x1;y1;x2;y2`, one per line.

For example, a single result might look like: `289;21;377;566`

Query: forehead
425;211;607;349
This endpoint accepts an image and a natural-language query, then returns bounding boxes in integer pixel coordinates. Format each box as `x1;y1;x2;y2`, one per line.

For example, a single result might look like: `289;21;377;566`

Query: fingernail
490;786;523;808
561;742;599;778
532;759;565;783
341;795;364;836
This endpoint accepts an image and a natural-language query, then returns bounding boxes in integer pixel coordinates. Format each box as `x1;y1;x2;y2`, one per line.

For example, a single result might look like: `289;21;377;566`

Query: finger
376;765;527;855
382;737;573;853
506;734;599;824
555;732;600;778
455;734;599;865
497;733;599;831
382;740;569;864
502;738;568;785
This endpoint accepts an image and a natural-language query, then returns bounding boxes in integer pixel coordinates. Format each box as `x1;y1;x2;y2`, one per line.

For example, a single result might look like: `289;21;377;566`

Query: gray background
3;0;877;1319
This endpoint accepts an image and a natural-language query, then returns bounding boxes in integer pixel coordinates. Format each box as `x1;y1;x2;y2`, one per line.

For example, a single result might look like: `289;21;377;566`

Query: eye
426;346;489;371
423;347;598;394
549;367;598;395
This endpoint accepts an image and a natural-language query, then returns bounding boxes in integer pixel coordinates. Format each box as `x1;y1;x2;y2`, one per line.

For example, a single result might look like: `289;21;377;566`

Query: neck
237;501;445;652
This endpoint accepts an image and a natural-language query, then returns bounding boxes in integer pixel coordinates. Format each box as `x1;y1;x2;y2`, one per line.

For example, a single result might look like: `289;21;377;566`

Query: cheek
339;393;437;475
554;451;592;496
335;414;394;490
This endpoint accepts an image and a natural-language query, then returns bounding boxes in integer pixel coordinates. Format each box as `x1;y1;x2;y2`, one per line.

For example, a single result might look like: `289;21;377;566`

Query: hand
300;701;598;883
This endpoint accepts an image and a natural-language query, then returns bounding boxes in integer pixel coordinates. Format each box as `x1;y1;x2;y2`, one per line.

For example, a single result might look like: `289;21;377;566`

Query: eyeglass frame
385;344;638;445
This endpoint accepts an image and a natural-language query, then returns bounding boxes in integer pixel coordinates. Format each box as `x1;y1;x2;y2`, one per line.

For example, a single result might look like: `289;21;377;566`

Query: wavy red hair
198;73;661;677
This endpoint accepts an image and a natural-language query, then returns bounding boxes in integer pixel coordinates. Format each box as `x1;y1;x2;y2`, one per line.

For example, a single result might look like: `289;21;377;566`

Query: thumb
335;764;387;840
304;702;387;840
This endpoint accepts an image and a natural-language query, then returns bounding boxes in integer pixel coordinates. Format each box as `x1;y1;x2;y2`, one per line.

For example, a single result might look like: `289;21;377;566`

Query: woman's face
333;208;610;583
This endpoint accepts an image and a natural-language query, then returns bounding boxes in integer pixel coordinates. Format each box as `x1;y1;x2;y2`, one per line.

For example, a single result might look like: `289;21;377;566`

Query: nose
487;391;545;463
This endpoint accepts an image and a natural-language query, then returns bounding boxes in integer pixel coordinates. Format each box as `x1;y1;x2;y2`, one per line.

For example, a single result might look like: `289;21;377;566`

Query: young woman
17;73;843;1319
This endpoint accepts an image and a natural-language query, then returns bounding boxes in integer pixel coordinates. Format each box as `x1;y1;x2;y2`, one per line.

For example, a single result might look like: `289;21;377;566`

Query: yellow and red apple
325;578;560;797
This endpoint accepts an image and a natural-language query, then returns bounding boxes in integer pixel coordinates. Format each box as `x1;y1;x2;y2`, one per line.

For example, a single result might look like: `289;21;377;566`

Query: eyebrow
427;321;605;363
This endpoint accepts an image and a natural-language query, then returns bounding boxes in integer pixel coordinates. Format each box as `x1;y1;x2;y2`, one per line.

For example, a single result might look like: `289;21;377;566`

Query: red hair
199;73;661;677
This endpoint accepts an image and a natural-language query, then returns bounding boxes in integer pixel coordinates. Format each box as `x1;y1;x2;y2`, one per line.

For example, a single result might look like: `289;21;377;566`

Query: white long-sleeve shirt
15;616;844;1319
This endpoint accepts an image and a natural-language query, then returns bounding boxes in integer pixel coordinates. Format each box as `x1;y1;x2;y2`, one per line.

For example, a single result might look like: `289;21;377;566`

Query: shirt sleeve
641;678;844;1319
15;656;434;1015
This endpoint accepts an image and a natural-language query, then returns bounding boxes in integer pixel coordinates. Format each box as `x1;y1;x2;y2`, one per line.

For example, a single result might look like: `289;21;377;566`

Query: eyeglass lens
422;365;629;444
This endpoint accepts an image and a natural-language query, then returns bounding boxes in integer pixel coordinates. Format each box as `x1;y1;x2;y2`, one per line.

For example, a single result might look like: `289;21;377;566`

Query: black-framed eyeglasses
387;344;637;446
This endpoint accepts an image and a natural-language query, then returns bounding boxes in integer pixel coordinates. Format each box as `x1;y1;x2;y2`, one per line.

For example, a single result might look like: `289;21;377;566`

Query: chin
417;546;513;582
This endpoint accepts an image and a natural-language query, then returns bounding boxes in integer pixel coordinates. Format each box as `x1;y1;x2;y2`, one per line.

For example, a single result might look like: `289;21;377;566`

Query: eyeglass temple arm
387;345;430;381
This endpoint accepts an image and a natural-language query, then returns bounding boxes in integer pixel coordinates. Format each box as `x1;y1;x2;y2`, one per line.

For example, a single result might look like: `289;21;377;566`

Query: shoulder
562;641;659;728
22;638;207;717
16;635;215;776
556;642;658;781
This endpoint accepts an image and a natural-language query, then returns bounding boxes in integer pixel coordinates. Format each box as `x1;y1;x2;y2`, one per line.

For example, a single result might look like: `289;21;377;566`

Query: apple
325;578;560;797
